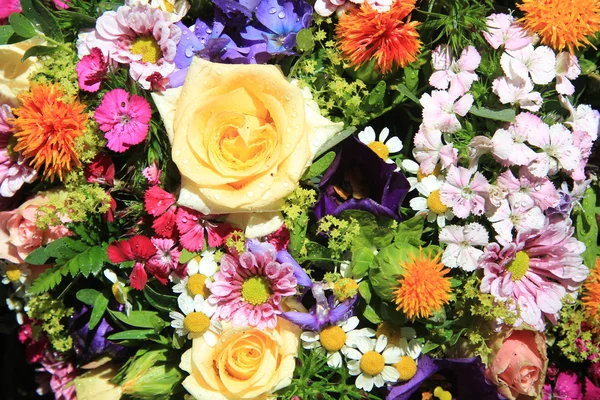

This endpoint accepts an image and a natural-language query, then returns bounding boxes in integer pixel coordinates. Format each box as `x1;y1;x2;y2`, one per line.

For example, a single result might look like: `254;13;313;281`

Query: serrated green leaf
25;245;50;265
394;215;425;245
89;291;109;330
403;67;419;93
302;151;336;180
76;288;101;305
364;81;386;111
28;264;65;294
144;285;177;313
0;26;15;45
296;28;314;53
314;127;356;159
9;13;36;38
108;329;157;341
109;310;167;330
77;251;93;277
179;248;199;264
65;238;90;252
469;106;515;122
89;244;108;275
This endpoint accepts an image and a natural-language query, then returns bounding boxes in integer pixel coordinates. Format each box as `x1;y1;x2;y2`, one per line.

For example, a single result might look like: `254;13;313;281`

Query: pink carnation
496;167;559;211
0;0;21;21
176;207;236;252
483;13;532;50
147;237;180;284
51;0;71;9
208;240;297;329
412;124;458;174
142;161;161;186
95;89;152;153
439;166;489;218
420;90;474;133
76;47;108;93
429;45;481;97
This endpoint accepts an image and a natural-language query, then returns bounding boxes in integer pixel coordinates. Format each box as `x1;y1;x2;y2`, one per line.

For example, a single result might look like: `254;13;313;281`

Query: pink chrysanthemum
95;89;152;153
439;166;489;218
176;207;236;252
480;219;588;331
147;237;180;284
208;240;298;329
77;4;181;90
76;47;108;93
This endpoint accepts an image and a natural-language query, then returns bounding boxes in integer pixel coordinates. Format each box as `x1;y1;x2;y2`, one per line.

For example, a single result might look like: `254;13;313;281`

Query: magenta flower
0;0;21;21
142;161;161;186
480;219;588;331
76;47;108;93
496;167;560;211
208;240;298;329
175;207;237;252
429;45;481;97
95;89;152;153
439;166;489;218
543;372;583;400
51;0;71;9
147;237;180;284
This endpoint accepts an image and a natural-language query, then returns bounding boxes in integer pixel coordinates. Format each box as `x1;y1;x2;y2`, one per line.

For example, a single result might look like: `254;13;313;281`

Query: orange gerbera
582;259;600;323
335;0;421;75
12;83;87;182
518;0;600;53
393;248;451;320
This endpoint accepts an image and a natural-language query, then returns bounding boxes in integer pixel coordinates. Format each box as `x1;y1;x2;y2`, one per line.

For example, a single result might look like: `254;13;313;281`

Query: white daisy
345;334;401;392
395;337;423;382
1;263;31;295
401;159;420;190
172;250;218;301
376;322;417;347
6;295;28;325
358;126;403;164
409;175;454;227
169;294;222;344
301;317;374;368
104;269;133;316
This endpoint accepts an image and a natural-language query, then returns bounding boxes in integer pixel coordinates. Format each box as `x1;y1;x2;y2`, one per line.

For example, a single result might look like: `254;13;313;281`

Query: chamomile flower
358;126;403;164
6;295;28;325
1;263;31;294
409;175;454;227
301;317;374;368
169;294;221;344
172;250;218;301
345;334;401;392
394;337;423;381
401;159;420;190
104;269;132;316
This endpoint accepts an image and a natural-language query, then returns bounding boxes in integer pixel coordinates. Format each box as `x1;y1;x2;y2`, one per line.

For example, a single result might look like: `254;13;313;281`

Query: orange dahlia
518;0;600;53
12;83;87;182
335;0;421;75
582;259;600;323
393;248;451;320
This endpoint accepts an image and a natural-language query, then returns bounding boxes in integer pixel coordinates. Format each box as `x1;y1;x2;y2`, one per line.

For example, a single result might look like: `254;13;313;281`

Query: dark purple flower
315;136;410;221
543;372;582;400
281;282;356;331
387;356;503;400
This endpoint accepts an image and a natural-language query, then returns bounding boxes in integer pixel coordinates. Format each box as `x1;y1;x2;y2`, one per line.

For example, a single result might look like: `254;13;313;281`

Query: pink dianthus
76;47;108;93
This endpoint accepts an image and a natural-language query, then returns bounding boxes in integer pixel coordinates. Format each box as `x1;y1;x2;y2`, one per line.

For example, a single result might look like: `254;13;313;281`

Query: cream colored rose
0;38;43;105
153;58;343;216
180;318;300;400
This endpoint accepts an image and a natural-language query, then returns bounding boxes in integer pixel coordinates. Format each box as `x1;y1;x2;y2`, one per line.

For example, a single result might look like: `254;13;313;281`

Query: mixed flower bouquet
1;0;600;399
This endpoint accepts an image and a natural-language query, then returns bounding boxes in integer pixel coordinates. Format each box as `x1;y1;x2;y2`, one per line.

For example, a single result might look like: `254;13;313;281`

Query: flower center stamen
394;356;417;381
360;351;385;376
6;267;21;282
427;190;448;214
507;251;530;281
187;274;211;298
333;278;359;302
319;325;347;352
376;322;402;346
368;141;390;160
241;276;271;305
131;36;162;64
183;311;210;334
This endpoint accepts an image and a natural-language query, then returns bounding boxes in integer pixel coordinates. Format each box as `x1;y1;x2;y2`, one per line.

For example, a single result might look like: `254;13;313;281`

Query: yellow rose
0;38;43;105
180;317;301;400
153;58;343;215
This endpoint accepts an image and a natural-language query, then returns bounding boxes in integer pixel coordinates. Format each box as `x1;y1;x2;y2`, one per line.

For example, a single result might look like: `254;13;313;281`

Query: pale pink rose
0;195;69;264
485;329;547;400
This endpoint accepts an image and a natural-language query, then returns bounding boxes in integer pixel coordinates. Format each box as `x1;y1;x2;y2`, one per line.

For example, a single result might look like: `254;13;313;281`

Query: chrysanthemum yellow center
368;141;389;160
360;351;385;376
6;267;21;282
319;325;347;352
333;278;359;302
112;283;126;305
507;251;530;281
187;274;211;298
183;312;210;334
241;276;271;305
131;36;162;64
433;386;452;400
394;356;417;381
376;322;402;346
427;190;448;214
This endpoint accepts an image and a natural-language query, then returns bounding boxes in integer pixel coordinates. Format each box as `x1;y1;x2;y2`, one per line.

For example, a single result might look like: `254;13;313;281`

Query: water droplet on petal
285;93;293;101
206;28;212;34
268;7;277;14
534;184;542;191
278;11;285;18
291;111;297;118
185;47;194;57
182;217;188;223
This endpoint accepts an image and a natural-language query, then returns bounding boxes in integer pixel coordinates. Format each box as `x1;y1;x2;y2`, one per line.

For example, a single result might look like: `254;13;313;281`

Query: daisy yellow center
427;190;448;214
131;36;162;64
187;274;211;298
241;276;271;305
376;322;402;346
368;141;389;160
394;356;417;381
183;312;210;334
360;351;385;376
112;283;126;305
507;251;530;281
319;325;347;352
434;386;453;400
6;267;21;282
333;278;359;302
417;165;441;182
164;1;175;12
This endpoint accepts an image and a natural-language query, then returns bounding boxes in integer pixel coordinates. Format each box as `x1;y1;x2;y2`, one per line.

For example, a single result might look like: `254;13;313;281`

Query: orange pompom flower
518;0;600;53
583;259;600;322
393;248;451;320
335;0;422;75
12;83;87;182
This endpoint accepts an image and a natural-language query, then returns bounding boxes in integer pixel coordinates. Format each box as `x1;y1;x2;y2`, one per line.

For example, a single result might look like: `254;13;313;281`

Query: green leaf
469;106;515;122
25;245;51;265
394;215;425;246
351;247;375;278
296;28;314;53
288;212;309;258
302;151;336;180
575;187;599;270
9;13;36;38
76;288;101;305
363;81;386;112
108;329;157;341
403;67;419;93
21;44;59;62
109;310;167;330
179;248;199;264
27;264;68;294
144;285;177;313
314;127;356;159
31;0;63;41
358;280;372;303
422;342;440;354
60;10;96;27
0;26;15;45
362;304;382;324
396;83;420;105
89;291;109;330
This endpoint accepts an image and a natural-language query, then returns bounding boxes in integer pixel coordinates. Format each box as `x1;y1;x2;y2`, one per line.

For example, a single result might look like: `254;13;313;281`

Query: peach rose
152;58;344;216
180;317;300;400
0;195;69;263
485;329;548;399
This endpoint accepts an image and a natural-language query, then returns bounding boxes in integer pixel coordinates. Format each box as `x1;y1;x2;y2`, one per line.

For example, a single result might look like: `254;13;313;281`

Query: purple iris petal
276;249;312;288
315;136;410;221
